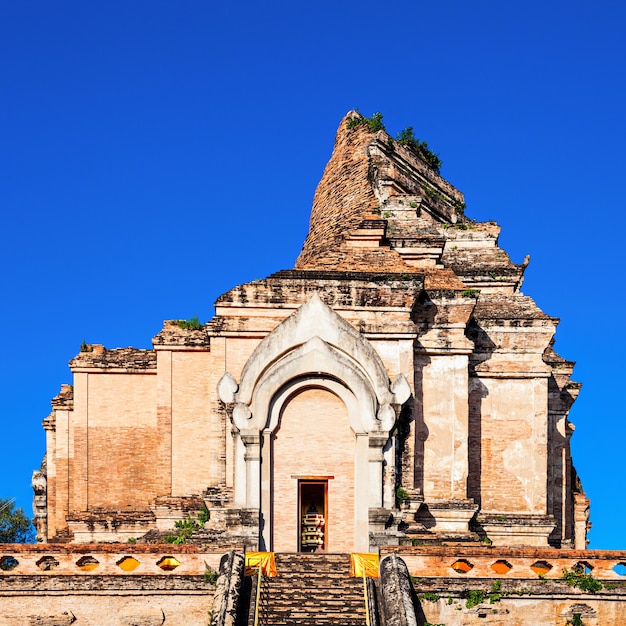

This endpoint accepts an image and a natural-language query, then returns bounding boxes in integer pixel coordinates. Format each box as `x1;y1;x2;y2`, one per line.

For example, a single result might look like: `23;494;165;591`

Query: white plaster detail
391;374;411;404
217;372;238;403
232;403;252;430
249;336;379;434
235;293;394;407
228;293;410;544
376;403;396;430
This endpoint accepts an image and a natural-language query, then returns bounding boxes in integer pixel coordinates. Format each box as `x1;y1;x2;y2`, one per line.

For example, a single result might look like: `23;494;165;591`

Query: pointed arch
235;293;395;408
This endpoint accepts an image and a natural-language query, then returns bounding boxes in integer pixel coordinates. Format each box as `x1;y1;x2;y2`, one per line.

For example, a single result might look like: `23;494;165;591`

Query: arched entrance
218;294;412;553
271;386;355;552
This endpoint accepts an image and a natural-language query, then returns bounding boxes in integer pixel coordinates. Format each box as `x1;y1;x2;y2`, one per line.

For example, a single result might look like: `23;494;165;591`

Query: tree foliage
0;498;36;543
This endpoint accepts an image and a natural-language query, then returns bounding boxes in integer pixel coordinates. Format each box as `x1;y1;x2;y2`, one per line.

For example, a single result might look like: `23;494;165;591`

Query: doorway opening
298;480;328;552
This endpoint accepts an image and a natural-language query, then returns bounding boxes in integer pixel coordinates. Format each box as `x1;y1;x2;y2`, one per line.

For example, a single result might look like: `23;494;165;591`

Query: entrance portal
299;480;327;552
270;386;355;552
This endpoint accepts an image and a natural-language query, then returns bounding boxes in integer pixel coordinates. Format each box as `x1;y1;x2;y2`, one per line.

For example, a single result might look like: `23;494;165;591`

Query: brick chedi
35;110;588;554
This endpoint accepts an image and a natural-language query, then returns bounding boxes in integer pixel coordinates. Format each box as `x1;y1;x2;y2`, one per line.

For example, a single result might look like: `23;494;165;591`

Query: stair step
255;553;370;625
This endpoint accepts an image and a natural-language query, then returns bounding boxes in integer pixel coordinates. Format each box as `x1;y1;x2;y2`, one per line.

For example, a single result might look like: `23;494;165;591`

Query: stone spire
295;111;528;294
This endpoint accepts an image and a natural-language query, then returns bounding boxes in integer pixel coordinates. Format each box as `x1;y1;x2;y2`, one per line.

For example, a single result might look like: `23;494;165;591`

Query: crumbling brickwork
36;111;584;557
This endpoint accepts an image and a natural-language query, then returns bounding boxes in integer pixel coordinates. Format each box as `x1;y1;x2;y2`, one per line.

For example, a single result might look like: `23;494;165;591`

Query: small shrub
173;315;202;330
464;589;487;609
420;592;440;603
452;199;466;214
461;289;480;298
488;579;503;603
204;561;218;585
396;486;409;506
396;127;442;174
165;516;202;544
80;340;93;353
347;111;385;132
561;569;603;593
198;503;210;525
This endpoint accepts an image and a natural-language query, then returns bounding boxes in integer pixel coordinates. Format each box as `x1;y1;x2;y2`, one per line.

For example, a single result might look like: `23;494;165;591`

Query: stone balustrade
0;544;225;576
4;545;626;581
381;546;626;580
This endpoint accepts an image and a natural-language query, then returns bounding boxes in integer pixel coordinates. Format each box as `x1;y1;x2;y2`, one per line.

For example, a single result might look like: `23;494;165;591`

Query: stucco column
354;432;370;552
241;432;261;509
382;433;396;510
232;431;246;507
260;428;272;550
367;434;387;508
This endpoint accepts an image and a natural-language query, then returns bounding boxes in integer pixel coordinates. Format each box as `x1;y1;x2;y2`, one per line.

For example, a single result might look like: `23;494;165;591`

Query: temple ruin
34;110;588;553
7;111;621;625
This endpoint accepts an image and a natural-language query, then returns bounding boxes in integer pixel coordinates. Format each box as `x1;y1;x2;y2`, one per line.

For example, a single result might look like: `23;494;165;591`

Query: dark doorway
298;481;327;552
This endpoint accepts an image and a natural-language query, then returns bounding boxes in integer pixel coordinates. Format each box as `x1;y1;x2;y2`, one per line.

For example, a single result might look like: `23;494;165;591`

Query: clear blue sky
1;1;625;549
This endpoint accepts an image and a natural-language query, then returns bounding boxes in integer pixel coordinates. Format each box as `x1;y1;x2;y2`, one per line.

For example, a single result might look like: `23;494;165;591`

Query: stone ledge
69;346;156;371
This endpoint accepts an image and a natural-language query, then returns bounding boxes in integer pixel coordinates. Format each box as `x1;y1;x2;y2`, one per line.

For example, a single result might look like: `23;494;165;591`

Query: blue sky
1;1;625;548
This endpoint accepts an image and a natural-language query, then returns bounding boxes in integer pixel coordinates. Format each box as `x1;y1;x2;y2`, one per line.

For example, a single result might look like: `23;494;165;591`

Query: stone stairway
255;553;370;625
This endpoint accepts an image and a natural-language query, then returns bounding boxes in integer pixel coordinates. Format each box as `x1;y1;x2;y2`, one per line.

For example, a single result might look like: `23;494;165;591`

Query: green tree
0;498;36;543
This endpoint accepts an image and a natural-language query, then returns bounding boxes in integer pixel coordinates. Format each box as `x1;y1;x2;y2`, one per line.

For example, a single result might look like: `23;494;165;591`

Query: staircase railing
363;572;370;626
253;568;263;626
250;567;271;626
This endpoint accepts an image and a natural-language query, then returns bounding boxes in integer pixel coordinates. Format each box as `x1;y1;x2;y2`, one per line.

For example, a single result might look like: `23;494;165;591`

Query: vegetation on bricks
348;112;443;176
396;127;442;174
420;592;440;603
80;340;93;353
204;561;218;585
346;111;385;132
462;580;504;609
173;315;203;330
165;505;208;544
560;568;603;593
165;516;201;544
461;289;480;298
396;486;409;506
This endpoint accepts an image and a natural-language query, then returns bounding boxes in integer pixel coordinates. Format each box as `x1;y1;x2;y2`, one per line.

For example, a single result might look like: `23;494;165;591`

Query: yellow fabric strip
245;552;278;577
350;552;379;578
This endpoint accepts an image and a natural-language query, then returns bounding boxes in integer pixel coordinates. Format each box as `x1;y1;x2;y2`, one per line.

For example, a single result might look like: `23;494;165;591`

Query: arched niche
269;382;356;552
218;294;411;551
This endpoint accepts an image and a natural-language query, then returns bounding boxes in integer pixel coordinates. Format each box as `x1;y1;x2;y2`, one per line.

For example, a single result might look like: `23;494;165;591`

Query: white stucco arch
217;293;411;551
234;292;398;409
242;336;386;434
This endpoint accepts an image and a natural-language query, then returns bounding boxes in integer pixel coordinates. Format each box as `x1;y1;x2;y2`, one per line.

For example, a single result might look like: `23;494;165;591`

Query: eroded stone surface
36;111;584;556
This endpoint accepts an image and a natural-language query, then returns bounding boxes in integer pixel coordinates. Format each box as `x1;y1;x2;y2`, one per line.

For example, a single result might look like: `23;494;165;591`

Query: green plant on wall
204;561;218;585
165;516;201;544
173;315;202;330
165;504;209;544
395;486;409;507
461;289;480;298
396;127;442;174
560;568;603;593
198;503;210;525
346;111;385;132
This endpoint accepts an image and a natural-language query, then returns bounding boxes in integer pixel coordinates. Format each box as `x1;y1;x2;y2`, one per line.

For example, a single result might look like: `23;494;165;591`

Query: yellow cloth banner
245;552;277;577
350;552;379;578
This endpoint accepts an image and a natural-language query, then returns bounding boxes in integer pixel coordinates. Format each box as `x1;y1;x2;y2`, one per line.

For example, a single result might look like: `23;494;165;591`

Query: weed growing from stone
561;569;603;593
173;315;202;330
